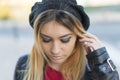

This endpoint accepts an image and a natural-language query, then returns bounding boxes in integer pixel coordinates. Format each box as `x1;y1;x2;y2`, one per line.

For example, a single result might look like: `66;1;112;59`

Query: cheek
41;43;51;54
63;39;76;54
69;38;76;48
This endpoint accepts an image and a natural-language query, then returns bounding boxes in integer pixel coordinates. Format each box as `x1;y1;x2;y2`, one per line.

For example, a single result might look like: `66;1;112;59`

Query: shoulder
82;64;92;80
16;54;29;70
14;54;29;80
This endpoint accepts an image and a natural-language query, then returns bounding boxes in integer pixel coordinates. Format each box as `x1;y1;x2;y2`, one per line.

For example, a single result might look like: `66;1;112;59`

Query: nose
51;41;60;54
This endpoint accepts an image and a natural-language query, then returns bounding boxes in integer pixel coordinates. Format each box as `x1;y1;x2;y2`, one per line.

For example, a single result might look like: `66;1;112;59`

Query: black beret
29;0;90;30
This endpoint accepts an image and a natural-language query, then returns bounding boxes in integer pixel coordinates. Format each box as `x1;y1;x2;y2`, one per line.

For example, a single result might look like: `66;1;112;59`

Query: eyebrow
40;33;72;38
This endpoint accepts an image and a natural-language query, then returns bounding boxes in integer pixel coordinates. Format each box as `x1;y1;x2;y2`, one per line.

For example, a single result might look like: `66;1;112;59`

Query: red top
45;66;64;80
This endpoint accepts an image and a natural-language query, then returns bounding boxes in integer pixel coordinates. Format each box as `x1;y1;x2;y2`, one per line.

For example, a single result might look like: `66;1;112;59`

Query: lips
51;56;62;60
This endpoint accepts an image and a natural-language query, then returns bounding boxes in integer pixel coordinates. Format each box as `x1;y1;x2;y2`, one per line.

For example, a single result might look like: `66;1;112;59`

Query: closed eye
41;37;52;43
60;37;71;43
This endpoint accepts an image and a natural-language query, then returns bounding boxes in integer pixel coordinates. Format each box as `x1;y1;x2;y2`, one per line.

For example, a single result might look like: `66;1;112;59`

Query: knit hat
29;0;90;30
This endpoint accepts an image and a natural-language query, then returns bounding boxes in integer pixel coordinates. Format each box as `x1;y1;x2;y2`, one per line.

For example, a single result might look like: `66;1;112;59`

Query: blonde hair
24;10;87;80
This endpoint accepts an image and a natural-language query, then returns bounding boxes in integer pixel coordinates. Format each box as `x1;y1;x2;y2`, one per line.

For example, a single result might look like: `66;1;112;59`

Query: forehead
40;21;73;36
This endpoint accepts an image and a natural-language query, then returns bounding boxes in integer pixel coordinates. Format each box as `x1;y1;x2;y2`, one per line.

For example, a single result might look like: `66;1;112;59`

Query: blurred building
0;0;120;20
77;0;120;6
0;0;40;20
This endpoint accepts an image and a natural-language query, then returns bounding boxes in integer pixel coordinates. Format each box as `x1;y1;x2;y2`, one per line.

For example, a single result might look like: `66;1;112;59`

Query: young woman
14;0;119;80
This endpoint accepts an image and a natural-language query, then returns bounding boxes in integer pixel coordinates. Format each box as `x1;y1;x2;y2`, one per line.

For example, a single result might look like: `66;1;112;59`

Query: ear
75;37;81;45
76;37;81;41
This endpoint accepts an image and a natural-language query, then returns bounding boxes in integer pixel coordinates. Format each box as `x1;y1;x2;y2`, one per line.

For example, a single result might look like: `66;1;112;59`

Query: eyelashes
42;37;71;43
42;38;51;43
60;37;71;43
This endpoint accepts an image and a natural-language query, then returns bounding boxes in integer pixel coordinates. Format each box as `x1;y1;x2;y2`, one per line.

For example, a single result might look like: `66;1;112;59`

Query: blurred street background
0;0;120;80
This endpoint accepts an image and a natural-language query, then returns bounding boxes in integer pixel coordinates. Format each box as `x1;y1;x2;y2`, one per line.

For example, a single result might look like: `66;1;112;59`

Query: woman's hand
79;32;103;54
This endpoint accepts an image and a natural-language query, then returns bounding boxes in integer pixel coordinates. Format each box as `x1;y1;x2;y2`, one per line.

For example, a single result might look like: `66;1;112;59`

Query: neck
48;63;62;71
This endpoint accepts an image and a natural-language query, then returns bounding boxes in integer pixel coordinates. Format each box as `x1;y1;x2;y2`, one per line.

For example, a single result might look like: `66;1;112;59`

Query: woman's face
40;21;77;67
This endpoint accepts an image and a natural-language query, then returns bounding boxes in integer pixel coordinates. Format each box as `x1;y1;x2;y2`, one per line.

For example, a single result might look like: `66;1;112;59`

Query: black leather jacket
14;47;119;80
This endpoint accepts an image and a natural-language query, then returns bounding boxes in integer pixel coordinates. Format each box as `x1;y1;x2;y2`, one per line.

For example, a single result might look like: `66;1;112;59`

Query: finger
79;38;95;48
83;40;102;50
79;38;95;43
83;42;94;50
83;33;101;44
83;33;98;40
79;38;102;50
